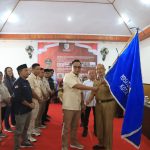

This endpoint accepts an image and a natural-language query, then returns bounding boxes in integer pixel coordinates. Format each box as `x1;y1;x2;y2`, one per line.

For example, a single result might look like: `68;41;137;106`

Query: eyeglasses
73;66;81;69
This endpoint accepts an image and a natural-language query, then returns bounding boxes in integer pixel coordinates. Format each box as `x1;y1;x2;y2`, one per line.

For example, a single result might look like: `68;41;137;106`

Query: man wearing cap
12;64;35;150
86;64;115;150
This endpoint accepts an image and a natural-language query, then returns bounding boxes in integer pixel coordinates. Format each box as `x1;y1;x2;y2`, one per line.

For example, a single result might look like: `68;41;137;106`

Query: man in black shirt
12;64;35;150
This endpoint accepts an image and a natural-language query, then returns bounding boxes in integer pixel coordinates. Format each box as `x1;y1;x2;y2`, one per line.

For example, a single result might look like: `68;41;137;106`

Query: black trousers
4;105;16;129
0;106;7;133
42;99;50;123
83;106;96;132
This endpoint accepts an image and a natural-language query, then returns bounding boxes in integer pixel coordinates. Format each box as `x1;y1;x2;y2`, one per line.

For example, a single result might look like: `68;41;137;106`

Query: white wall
0;38;149;83
140;37;150;84
97;39;150;84
97;41;126;71
0;40;38;77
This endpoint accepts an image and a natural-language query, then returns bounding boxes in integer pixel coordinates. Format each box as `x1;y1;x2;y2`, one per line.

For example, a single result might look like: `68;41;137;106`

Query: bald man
86;64;115;150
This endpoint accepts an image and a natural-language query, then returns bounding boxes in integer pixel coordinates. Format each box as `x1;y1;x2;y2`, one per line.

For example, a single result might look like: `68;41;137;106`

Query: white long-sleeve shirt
83;79;96;107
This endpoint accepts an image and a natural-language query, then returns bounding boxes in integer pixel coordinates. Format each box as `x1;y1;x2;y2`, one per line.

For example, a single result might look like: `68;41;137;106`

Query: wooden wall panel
143;84;150;99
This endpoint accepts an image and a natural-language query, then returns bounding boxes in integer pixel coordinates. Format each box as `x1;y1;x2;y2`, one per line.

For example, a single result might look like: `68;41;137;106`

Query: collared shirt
62;71;82;110
39;77;50;100
94;79;113;101
0;82;11;107
27;73;43;98
83;79;96;107
12;77;32;114
43;77;51;94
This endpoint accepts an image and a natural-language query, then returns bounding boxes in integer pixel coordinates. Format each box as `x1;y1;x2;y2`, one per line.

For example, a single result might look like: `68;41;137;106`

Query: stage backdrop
38;42;97;79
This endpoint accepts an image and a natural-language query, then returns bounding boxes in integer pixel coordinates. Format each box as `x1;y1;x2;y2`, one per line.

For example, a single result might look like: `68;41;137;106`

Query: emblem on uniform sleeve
15;85;19;88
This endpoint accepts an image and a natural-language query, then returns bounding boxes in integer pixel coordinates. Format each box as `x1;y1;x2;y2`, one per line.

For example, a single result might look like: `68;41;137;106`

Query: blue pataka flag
105;32;144;148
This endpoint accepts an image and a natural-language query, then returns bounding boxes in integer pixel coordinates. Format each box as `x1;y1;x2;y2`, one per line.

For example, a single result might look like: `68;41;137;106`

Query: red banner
38;42;97;79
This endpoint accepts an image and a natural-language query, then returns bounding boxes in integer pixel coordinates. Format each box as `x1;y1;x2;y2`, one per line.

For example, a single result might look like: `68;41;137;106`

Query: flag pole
110;28;139;68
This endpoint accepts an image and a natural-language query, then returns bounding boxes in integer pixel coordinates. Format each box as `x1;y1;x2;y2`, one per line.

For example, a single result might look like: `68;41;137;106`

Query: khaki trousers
62;109;81;148
35;101;46;127
14;112;31;150
95;101;115;150
27;99;39;135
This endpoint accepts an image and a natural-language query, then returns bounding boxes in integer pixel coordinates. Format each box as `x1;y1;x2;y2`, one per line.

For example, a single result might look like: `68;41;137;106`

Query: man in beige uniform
87;64;115;150
27;63;42;142
36;68;51;127
62;59;97;150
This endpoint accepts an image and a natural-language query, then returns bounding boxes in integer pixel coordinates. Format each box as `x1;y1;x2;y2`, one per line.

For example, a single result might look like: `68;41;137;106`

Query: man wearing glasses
62;59;97;150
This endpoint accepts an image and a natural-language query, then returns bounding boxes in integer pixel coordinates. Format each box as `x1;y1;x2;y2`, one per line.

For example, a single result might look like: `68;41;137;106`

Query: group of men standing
1;59;116;150
12;63;54;150
62;60;116;150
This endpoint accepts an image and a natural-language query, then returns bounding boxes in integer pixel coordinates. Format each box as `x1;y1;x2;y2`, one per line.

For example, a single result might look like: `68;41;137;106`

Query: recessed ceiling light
8;13;19;23
118;17;124;24
67;16;72;22
0;10;11;22
140;0;150;5
121;14;130;23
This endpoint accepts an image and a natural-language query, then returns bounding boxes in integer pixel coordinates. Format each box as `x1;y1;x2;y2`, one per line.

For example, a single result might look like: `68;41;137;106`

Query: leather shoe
93;144;105;150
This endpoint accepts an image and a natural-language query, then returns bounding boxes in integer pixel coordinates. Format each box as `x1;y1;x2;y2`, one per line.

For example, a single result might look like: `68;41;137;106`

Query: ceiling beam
0;34;130;42
139;26;150;41
0;27;149;41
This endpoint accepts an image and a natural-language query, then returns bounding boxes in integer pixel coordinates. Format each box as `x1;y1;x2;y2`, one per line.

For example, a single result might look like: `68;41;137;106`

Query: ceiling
0;0;150;36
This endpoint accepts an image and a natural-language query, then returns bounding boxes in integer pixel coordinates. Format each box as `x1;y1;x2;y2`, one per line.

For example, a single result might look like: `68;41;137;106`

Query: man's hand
81;104;86;112
85;100;90;106
38;97;43;103
29;102;35;109
92;87;98;92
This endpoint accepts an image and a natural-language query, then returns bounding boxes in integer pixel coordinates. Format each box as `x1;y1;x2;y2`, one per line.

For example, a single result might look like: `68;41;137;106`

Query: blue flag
105;32;144;148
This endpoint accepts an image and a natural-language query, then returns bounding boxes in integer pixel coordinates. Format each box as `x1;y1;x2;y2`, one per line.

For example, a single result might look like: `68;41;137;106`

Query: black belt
97;99;114;104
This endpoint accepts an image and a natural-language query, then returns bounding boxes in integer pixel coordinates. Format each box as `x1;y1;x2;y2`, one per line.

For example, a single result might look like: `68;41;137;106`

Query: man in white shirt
62;59;97;150
82;70;96;137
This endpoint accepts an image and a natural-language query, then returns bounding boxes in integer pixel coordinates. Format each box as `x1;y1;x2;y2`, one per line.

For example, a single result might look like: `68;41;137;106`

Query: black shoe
45;118;50;122
82;128;88;137
42;122;47;126
20;141;33;148
93;144;105;150
46;115;51;119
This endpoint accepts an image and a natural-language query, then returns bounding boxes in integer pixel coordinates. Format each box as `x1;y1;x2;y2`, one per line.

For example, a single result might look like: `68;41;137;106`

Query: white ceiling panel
0;0;19;29
0;0;150;35
114;0;150;30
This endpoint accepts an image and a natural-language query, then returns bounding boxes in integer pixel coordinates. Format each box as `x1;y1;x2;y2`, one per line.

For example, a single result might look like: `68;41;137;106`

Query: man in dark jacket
12;64;35;150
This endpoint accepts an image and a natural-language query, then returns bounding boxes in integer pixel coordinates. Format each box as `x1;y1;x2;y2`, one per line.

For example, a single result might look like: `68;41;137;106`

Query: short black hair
71;59;81;65
32;63;40;69
44;69;50;72
17;64;28;74
49;69;54;72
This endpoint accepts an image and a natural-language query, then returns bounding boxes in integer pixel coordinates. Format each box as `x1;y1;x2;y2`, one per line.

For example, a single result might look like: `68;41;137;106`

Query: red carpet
0;104;150;150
